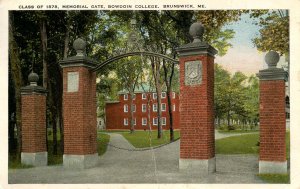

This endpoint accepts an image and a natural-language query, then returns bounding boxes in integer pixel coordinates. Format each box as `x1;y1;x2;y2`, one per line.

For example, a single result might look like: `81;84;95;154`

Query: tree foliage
251;10;289;55
214;64;259;130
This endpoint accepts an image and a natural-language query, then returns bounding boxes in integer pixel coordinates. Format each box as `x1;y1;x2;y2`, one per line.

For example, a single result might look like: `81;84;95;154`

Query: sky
215;13;286;76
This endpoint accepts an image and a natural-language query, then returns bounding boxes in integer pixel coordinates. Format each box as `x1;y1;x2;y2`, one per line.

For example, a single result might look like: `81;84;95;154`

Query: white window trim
153;103;157;112
153;117;158;125
124;118;128;126
153;93;157;100
173;104;176;112
142;93;146;100
142;118;147;126
161;117;166;125
124;104;128;113
172;92;175;99
161;92;166;98
161;103;166;111
124;94;128;100
132;104;136;112
142;104;147;112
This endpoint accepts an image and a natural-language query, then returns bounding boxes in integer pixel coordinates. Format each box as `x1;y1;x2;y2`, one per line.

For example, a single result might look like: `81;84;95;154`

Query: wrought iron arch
92;51;179;72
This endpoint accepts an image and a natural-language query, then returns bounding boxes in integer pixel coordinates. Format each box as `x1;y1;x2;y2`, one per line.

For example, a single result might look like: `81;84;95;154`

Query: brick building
105;90;180;130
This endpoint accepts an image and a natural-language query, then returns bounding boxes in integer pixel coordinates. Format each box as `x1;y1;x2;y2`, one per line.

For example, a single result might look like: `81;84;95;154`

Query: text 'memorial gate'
20;21;288;175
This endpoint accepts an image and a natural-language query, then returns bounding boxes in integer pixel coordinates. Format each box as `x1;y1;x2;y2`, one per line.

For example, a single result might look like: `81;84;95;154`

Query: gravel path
8;132;264;184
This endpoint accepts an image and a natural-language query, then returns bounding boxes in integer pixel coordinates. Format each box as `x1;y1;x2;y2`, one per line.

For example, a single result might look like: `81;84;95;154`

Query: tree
9;13;24;160
252;10;289;56
214;64;250;130
243;75;259;129
214;64;231;128
9;10;99;158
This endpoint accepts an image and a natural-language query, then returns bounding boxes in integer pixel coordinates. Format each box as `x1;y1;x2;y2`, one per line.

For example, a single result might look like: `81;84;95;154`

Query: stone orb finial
28;72;39;86
189;22;204;43
73;38;86;56
265;51;280;68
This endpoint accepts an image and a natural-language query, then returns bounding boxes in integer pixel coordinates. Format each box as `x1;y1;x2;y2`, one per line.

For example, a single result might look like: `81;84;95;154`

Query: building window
142;118;147;126
124;94;128;100
142;93;146;100
161;117;166;125
161;92;166;98
153;93;157;100
124;118;128;126
142;104;147;112
173;104;175;112
132;104;136;112
124;104;128;112
172;92;175;99
153;103;157;112
161;103;166;111
153;117;158;125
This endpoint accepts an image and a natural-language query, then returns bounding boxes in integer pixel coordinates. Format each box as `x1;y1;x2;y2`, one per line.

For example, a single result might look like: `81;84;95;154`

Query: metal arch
92;51;179;72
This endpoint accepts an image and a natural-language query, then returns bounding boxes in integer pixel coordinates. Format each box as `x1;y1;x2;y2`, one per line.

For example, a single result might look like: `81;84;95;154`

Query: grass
8;154;34;169
257;174;290;183
98;130;129;133
9;132;111;169
216;134;260;154
118;130;180;148
97;133;110;156
47;141;63;165
215;132;290;156
217;129;259;134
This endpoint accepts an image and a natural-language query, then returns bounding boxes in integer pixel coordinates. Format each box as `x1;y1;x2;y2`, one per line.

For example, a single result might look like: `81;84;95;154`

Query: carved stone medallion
185;60;202;86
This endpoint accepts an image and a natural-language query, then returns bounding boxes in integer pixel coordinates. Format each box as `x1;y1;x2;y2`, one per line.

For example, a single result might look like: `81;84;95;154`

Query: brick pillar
177;22;217;174
60;38;98;168
21;72;47;166
257;51;288;174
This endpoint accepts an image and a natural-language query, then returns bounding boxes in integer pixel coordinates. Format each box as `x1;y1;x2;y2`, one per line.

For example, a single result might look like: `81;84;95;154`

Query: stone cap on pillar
21;72;47;95
257;51;288;81
60;38;98;69
176;22;218;57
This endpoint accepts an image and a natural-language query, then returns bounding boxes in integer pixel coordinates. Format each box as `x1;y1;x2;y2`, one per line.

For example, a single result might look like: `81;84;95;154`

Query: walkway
8;132;264;184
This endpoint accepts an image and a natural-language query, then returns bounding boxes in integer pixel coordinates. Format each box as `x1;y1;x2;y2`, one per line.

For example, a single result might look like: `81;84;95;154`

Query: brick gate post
60;38;98;168
257;51;288;174
21;72;47;166
177;22;217;174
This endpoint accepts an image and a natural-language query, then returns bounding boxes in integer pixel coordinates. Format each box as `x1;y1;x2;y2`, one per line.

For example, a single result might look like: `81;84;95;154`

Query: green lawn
97;133;110;156
8;154;34;169
257;174;290;183
9;132;110;169
216;134;260;154
217;129;259;134
215;132;290;159
118;130;180;148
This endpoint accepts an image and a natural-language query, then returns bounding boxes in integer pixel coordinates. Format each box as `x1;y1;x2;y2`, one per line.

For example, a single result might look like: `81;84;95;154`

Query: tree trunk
52;114;57;155
58;106;64;153
40;20;48;89
162;60;175;142
64;11;70;59
152;58;162;139
227;111;231;130
9;14;24;161
40;18;49;153
129;90;135;133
